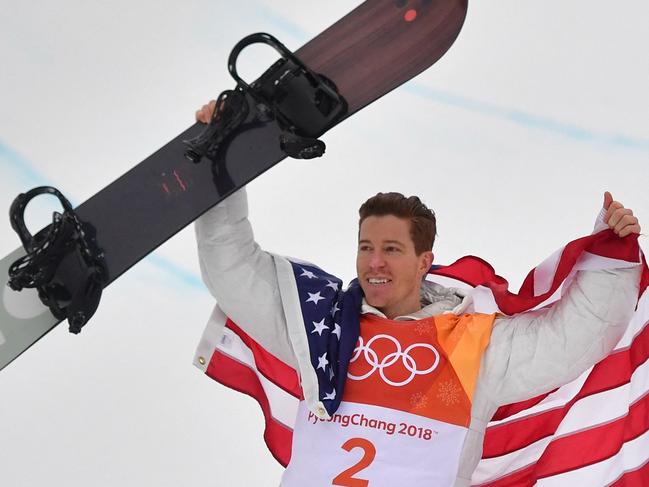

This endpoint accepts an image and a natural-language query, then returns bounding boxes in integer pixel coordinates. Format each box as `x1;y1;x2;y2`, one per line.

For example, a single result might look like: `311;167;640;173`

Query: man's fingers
601;194;641;237
608;208;633;229
604;201;624;225
195;100;218;123
614;214;640;235
619;223;641;238
196;107;209;123
608;207;631;228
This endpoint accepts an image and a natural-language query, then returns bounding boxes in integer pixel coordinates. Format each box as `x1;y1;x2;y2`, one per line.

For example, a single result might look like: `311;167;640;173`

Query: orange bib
345;313;495;427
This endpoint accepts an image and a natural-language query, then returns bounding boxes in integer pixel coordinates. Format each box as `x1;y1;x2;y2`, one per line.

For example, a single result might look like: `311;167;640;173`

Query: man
193;103;643;486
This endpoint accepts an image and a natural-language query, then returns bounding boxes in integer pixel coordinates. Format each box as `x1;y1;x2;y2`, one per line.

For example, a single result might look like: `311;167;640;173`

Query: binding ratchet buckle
8;187;107;333
184;32;348;163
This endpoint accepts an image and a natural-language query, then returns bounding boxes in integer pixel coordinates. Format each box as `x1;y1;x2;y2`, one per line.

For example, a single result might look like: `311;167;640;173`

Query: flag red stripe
225;319;302;399
206;350;294;467
496;232;639;315
640;255;649;297
609;459;649;486
430;255;505;289
532;391;649;478
491;389;556;421
483;321;649;458
480;391;649;486
588;232;641;264
433;231;640;315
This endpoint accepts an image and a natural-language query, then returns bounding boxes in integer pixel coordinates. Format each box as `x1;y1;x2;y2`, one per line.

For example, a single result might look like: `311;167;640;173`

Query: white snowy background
0;1;647;485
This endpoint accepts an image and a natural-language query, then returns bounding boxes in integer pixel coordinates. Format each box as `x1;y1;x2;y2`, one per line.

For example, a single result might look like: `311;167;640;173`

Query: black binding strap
185;32;346;164
8;187;107;333
184;89;249;164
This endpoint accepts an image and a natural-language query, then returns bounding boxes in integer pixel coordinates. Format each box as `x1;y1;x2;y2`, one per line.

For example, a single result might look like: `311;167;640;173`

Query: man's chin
363;294;389;310
360;284;397;308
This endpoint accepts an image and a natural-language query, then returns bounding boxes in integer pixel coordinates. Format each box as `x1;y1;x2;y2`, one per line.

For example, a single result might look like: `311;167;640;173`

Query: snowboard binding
184;32;347;163
8;187;107;334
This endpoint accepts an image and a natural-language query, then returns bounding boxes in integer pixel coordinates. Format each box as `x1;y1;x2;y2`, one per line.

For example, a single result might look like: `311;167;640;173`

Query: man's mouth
367;278;392;285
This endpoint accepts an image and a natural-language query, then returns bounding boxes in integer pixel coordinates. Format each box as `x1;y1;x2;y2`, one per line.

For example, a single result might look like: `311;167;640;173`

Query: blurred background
0;1;647;485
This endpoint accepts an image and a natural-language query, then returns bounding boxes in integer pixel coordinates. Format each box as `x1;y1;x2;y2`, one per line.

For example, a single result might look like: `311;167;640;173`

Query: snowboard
0;0;468;371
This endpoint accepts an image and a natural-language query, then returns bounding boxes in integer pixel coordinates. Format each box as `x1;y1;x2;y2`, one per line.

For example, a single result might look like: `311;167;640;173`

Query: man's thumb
604;191;613;210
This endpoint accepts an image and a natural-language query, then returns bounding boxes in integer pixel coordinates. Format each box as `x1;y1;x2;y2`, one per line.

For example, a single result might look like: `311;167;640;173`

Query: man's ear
419;251;434;274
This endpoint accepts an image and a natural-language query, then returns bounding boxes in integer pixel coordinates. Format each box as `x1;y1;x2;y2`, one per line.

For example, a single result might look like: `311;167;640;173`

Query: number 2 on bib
332;438;376;487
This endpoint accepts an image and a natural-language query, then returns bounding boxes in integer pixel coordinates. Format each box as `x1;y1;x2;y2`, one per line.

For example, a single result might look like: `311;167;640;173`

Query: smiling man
357;193;435;320
193;100;643;487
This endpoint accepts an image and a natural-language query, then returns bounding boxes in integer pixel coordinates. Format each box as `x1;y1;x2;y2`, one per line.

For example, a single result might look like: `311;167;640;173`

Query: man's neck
378;301;422;320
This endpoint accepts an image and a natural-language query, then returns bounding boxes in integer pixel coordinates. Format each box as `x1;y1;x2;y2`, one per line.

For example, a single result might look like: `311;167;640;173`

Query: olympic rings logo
347;334;440;387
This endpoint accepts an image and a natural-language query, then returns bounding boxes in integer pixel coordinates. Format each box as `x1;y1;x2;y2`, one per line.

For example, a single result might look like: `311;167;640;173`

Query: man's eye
385;246;400;253
359;245;371;252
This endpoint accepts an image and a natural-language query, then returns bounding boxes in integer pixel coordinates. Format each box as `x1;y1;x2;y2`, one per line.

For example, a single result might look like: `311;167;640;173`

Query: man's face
356;215;433;319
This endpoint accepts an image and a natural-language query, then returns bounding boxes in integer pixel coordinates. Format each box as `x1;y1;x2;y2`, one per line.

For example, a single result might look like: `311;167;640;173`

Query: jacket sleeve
478;264;641;407
194;188;297;368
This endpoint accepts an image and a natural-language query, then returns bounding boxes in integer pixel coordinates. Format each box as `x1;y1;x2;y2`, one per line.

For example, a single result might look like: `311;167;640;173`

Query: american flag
195;228;647;485
282;262;357;417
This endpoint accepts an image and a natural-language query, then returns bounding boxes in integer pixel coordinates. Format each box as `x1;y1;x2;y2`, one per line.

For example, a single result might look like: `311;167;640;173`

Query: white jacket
195;188;641;486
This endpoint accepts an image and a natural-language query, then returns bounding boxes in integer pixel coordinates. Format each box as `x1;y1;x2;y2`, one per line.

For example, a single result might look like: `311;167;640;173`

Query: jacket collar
361;280;472;320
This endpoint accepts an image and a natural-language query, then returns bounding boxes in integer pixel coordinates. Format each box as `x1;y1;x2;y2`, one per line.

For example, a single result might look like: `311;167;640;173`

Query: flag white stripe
574;252;642;273
473;435;554;484
217;327;299;428
533;247;564;296
425;274;474;292
553;361;649;435
529;254;637;312
605;457;649;487
486;366;592;427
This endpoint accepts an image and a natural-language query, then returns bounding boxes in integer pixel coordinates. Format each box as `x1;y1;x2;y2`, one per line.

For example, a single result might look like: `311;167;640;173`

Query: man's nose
369;251;386;270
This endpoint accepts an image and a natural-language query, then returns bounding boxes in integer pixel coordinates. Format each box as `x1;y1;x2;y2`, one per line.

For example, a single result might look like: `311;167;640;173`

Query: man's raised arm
478;192;642;407
194;101;296;367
